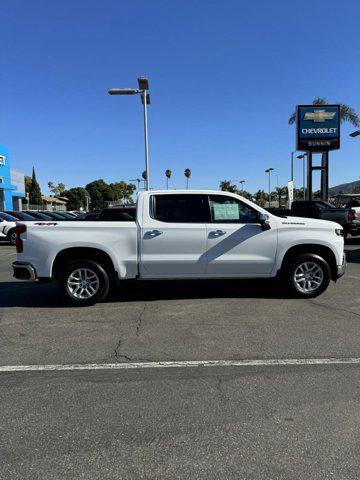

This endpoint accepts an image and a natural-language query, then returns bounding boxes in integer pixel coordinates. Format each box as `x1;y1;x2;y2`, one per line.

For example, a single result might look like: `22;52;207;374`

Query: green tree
184;168;191;189
62;187;89;210
48;181;66;196
274;186;286;207
288;97;360;126
29;167;42;205
85;179;114;210
109;181;136;204
24;175;32;194
219;180;238;193
165;169;172;190
254;189;268;208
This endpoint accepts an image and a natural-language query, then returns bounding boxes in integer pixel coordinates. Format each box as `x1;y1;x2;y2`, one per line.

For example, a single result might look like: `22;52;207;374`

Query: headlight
335;229;343;236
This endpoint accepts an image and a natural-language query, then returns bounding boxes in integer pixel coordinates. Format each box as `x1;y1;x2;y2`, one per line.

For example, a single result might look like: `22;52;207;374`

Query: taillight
15;224;27;253
348;209;355;221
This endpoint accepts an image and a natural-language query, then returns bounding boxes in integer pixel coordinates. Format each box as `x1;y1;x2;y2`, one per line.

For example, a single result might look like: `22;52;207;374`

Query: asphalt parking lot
1;239;360;479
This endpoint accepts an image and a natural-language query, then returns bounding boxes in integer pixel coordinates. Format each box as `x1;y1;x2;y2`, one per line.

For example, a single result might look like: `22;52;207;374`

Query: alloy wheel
294;261;324;293
67;268;100;299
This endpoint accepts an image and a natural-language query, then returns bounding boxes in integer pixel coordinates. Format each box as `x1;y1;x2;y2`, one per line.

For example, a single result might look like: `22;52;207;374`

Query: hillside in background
329;180;360;196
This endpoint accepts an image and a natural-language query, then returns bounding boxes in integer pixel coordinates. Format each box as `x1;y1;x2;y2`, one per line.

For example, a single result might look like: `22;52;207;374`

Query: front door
140;194;209;278
205;194;277;276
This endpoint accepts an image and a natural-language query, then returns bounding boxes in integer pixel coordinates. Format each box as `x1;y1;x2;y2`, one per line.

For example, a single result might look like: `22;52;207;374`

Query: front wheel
282;253;331;298
59;259;110;306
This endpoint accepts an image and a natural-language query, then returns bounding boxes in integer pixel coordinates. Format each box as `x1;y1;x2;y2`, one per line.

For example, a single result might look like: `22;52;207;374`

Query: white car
0;212;18;245
12;190;346;305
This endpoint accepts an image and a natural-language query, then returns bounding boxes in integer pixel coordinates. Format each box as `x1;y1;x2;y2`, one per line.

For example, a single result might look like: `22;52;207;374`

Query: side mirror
258;212;271;231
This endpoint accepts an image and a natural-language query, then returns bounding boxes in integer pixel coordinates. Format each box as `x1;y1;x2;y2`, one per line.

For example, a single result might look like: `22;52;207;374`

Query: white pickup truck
12;190;346;305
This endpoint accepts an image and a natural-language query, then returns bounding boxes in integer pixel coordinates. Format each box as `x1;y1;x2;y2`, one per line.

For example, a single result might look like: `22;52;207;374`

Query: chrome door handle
147;229;163;237
210;230;226;236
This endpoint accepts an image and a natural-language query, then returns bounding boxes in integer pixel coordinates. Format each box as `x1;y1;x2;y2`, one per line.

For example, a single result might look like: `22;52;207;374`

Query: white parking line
1;357;360;373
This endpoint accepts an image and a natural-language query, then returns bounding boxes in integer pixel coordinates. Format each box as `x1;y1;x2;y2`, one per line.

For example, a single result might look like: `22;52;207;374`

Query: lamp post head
350;130;360;137
265;168;274;173
138;77;149;90
108;88;138;95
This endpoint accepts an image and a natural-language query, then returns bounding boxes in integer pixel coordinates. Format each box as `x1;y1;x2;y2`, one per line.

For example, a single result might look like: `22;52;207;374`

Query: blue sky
1;0;359;194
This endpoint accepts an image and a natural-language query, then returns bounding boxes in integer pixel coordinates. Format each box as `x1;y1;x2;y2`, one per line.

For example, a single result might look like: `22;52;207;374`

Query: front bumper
335;254;346;279
12;261;37;281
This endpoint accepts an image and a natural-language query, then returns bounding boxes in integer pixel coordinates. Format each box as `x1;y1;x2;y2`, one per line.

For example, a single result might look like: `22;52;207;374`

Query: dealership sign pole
296;105;340;201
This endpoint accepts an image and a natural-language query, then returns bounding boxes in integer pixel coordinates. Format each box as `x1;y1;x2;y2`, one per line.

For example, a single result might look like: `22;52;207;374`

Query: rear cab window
151;194;210;223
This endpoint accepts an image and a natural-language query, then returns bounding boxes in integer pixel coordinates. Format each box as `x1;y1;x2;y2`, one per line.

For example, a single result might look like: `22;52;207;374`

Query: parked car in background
268;200;359;239
0;212;18;244
97;206;136;221
24;211;53;220
57;212;80;220
345;200;360;219
37;211;71;221
78;212;99;221
13;190;346;305
5;211;38;221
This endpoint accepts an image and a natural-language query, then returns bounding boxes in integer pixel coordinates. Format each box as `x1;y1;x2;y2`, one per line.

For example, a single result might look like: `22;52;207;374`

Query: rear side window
209;195;258;223
152;194;210;223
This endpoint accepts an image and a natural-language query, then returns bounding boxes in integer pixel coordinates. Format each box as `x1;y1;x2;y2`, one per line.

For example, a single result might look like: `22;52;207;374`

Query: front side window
209;195;258;223
152;194;210;223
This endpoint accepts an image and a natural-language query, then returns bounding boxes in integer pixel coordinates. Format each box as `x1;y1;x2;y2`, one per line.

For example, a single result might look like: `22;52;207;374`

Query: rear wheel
7;229;17;245
282;253;331;298
59;259;110;306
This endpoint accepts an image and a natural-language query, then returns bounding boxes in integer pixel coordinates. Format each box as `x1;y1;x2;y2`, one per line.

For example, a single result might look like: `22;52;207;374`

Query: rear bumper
335;255;346;279
12;261;37;281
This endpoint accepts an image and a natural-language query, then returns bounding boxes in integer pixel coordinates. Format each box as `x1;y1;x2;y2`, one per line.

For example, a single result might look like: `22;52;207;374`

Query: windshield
316;201;335;209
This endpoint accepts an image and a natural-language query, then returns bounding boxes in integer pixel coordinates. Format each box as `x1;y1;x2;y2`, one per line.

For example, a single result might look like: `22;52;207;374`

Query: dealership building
0;145;26;211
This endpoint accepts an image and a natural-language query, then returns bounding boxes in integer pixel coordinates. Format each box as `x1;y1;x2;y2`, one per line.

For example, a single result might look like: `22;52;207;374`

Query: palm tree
184;168;191;189
274;186;286;207
288;97;360;126
165;169;172;190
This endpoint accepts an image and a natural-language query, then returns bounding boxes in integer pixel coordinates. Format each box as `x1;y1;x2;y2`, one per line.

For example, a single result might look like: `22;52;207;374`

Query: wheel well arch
52;247;117;280
280;244;338;279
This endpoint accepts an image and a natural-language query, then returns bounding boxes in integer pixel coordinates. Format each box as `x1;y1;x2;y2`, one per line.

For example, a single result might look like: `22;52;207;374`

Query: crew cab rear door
140;193;209;277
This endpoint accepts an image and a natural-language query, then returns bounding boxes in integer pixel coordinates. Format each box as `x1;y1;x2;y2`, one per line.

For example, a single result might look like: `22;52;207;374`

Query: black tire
59;259;110;306
282;253;331;298
7;229;17;246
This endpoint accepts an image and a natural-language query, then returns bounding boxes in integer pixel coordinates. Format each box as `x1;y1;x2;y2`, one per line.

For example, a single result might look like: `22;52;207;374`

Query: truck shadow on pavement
0;278;283;308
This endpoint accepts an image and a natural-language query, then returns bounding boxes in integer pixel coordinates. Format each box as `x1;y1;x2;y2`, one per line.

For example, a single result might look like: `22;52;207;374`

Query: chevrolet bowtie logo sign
303;110;336;122
297;104;340;152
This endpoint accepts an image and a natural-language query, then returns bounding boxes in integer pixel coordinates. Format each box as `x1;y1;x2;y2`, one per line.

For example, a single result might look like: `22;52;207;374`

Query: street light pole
142;91;150;191
239;180;245;196
297;154;307;200
291;151;297;182
265;168;274;208
108;77;151;190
